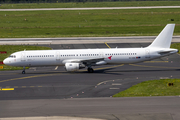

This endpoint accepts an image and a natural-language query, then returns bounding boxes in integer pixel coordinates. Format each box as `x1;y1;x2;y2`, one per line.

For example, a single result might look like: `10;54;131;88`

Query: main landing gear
22;67;26;74
87;67;94;73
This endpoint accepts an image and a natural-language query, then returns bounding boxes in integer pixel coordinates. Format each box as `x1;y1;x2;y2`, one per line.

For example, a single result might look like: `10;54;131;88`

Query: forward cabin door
21;52;27;66
21;52;26;61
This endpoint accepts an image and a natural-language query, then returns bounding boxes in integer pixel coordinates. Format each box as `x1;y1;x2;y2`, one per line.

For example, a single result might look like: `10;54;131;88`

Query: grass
0;8;180;38
0;45;51;71
0;1;180;9
113;79;180;97
171;43;180;54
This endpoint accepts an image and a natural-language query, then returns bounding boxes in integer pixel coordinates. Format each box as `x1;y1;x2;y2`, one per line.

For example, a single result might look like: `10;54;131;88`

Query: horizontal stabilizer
158;49;178;55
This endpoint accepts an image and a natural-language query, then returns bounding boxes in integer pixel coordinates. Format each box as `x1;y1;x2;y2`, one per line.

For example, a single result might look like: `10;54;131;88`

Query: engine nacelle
65;63;85;72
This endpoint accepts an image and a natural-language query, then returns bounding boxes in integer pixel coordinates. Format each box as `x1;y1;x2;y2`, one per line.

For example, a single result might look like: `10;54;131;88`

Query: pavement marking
0;86;46;89
0;74;57;83
0;41;52;43
160;77;169;79
109;88;119;89
0;116;104;120
129;64;180;69
112;83;122;85
0;88;14;91
94;64;124;70
144;61;168;63
0;64;124;83
55;66;58;70
79;64;124;72
1;6;180;11
97;80;113;86
105;42;111;49
16;41;52;43
97;78;122;86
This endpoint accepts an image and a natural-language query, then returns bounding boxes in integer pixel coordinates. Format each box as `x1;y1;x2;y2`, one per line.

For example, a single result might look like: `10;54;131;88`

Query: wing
62;57;105;66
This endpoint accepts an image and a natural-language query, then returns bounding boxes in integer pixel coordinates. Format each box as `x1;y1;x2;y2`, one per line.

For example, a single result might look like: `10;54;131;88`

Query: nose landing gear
22;67;26;74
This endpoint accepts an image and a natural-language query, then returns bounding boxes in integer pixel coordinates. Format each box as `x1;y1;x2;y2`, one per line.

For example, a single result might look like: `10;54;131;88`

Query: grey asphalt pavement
0;42;180;120
0;6;180;11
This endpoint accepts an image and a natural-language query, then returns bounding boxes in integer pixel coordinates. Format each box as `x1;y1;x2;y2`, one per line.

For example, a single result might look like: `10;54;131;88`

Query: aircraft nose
3;58;8;65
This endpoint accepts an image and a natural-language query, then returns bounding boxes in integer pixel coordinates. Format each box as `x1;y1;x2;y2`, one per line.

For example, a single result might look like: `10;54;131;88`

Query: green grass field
0;8;180;38
0;1;180;9
171;43;180;54
113;79;180;97
0;45;51;71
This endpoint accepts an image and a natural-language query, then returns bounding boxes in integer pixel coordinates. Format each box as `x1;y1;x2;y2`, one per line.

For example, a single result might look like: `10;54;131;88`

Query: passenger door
56;51;60;61
21;52;26;61
145;49;150;58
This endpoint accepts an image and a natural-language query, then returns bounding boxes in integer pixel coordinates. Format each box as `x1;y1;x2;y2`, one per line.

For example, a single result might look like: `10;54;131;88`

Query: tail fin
148;24;175;48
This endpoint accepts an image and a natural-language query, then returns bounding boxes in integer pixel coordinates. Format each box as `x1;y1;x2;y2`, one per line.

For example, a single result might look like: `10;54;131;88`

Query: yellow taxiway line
0;88;14;91
94;64;124;70
144;61;169;63
0;64;124;83
79;64;124;72
105;42;111;49
129;64;180;69
0;74;56;83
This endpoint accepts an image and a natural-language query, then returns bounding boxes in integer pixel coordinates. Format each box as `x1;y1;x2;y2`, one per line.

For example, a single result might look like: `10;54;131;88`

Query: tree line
0;0;176;4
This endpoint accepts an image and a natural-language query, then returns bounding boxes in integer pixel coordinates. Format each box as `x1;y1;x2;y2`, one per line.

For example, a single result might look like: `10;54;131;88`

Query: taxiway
0;42;180;120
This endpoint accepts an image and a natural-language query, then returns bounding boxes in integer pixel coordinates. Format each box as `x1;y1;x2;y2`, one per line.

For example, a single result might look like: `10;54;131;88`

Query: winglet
147;24;175;48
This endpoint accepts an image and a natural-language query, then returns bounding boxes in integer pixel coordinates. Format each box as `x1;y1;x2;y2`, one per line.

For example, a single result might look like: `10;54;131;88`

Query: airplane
3;24;178;74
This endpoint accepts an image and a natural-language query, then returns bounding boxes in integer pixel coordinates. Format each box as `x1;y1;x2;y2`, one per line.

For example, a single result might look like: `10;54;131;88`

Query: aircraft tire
22;71;25;74
88;68;94;73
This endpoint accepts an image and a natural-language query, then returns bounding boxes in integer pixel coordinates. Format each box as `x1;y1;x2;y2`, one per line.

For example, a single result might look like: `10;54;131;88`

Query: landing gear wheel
22;67;26;74
87;68;94;73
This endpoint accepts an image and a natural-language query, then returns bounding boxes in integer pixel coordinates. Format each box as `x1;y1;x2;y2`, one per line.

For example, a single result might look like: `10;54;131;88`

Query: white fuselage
3;47;177;67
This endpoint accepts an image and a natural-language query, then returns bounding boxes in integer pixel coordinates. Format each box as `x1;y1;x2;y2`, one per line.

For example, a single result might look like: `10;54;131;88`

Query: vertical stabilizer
148;24;175;48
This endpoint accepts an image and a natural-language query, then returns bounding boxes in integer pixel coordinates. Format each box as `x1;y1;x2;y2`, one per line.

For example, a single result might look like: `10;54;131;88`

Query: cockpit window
8;55;16;58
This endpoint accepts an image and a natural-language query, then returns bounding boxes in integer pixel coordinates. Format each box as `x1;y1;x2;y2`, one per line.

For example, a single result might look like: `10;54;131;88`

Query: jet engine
65;63;85;71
